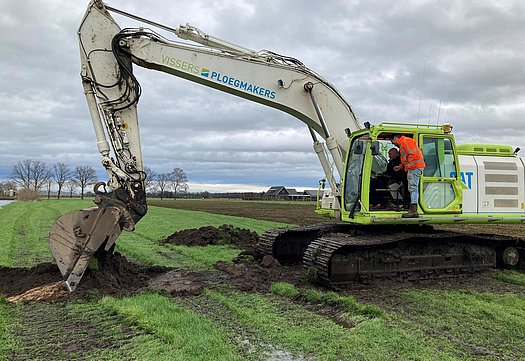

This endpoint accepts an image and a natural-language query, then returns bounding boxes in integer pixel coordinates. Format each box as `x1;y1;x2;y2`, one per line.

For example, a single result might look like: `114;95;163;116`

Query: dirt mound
79;251;168;295
0;263;63;301
0;252;167;302
161;224;306;292
161;224;260;251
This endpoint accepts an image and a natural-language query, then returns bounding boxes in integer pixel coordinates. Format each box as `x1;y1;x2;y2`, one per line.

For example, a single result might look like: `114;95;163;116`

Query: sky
1;0;524;193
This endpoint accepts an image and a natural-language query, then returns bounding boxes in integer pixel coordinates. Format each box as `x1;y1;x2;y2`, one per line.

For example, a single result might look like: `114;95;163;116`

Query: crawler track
258;223;355;263
259;224;525;286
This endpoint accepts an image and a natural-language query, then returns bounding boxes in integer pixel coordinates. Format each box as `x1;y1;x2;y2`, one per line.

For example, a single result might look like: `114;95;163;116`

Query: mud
160;224;306;293
0;252;167;302
215;257;304;293
0;222;303;302
161;224;260;252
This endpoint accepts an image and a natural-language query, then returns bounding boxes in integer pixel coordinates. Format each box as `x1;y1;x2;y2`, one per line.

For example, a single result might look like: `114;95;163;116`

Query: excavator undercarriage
259;224;525;287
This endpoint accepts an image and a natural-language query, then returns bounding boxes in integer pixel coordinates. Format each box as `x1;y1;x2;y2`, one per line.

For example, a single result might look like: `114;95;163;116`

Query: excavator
49;0;525;291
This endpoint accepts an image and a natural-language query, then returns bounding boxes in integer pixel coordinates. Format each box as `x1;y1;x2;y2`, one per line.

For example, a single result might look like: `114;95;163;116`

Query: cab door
418;135;463;213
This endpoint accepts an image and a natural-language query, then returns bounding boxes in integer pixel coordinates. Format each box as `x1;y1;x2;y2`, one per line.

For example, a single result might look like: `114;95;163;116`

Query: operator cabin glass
421;137;456;209
344;137;366;212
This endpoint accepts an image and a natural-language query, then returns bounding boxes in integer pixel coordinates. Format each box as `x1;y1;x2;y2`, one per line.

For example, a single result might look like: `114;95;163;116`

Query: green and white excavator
49;0;525;291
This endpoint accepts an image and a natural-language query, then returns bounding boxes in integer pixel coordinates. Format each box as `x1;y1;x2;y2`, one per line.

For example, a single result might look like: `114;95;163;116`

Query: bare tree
66;180;76;198
46;179;53;199
156;173;170;200
143;166;157;193
52;162;73;199
11;159;50;191
72;165;97;199
169;168;188;199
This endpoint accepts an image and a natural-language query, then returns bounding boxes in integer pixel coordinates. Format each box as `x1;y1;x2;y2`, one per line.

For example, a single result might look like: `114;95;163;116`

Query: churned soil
0;252;167;302
161;224;304;292
161;223;260;252
4;198;525;303
0;223;292;302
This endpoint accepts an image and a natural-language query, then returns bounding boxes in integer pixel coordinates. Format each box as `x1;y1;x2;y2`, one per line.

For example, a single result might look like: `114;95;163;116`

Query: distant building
303;189;323;200
264;186;319;201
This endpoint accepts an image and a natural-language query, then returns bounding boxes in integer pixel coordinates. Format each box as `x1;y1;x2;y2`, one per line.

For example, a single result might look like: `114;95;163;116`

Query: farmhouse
264;186;321;201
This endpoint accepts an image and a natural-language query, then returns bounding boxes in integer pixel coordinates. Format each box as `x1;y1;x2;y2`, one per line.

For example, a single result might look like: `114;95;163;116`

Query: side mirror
353;140;364;154
370;141;380;156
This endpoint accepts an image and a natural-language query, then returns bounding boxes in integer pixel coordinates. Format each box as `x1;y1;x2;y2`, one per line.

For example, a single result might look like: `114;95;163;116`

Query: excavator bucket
49;206;124;292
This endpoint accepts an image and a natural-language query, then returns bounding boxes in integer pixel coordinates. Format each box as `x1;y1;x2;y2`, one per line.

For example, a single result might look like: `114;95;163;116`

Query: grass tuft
301;289;384;318
491;269;525;287
100;292;243;361
270;282;299;298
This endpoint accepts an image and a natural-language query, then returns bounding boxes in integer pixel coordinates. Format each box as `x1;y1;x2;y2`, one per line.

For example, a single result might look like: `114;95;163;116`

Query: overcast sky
1;0;524;192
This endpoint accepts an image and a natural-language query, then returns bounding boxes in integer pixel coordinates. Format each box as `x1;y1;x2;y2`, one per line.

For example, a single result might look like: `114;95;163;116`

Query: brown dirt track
149;199;332;225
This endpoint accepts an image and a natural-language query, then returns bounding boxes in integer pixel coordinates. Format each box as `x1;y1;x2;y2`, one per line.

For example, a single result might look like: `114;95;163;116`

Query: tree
52;162;73;199
169;168;188;199
65;180;76;198
156;173;170;200
72;165;97;199
46;179;52;199
11;159;50;191
143;166;157;193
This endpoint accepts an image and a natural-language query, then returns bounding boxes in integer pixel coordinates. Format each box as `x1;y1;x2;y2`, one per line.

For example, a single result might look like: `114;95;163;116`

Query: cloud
1;0;524;192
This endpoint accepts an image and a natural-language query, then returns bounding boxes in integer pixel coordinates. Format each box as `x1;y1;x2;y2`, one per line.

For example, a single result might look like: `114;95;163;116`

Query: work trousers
407;168;424;204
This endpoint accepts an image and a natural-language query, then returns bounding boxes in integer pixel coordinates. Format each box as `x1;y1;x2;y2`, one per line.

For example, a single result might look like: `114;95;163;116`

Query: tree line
1;159;188;200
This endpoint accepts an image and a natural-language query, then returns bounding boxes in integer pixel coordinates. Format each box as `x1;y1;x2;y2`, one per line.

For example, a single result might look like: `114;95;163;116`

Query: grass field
1;199;525;360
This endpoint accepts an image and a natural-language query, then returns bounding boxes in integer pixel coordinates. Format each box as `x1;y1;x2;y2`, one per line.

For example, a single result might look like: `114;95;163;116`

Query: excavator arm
49;0;362;291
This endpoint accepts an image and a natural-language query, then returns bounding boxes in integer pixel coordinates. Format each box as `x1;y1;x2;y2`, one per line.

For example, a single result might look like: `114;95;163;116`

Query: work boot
402;203;419;218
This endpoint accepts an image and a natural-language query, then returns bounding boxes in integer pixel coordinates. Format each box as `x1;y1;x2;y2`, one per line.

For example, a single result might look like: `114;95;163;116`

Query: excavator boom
49;0;362;291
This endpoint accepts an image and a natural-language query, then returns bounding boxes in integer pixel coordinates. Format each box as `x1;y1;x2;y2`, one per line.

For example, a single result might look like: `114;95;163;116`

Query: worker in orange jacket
391;135;425;218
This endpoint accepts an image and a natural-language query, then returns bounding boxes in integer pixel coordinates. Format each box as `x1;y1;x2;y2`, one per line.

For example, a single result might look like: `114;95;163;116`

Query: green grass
3;199;525;360
270;282;383;319
100;292;244;361
115;205;287;269
0;200;287;270
0;199;93;267
270;282;300;298
0;298;16;361
491;269;525;287
401;289;525;359
206;289;470;361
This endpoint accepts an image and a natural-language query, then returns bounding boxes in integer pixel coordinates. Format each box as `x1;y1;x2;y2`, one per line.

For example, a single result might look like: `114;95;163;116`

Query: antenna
416;60;427;124
436;99;442;124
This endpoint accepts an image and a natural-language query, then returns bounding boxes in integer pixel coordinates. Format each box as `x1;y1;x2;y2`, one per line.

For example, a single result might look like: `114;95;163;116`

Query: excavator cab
341;123;465;224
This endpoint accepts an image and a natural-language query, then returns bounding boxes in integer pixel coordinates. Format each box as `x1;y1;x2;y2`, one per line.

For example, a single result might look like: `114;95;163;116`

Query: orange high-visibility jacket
398;136;425;170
